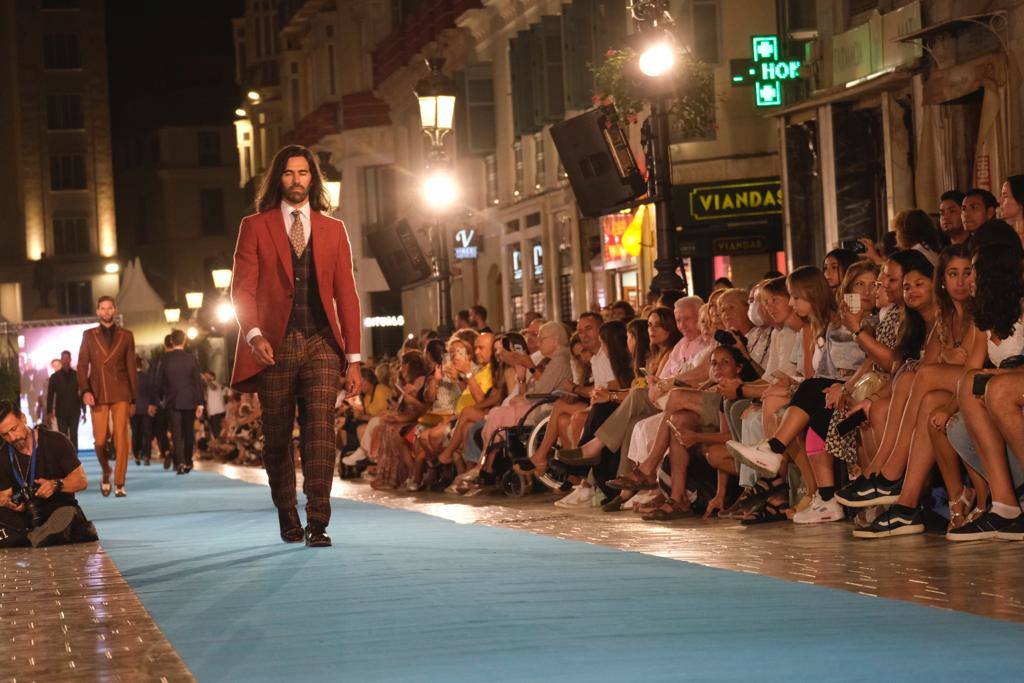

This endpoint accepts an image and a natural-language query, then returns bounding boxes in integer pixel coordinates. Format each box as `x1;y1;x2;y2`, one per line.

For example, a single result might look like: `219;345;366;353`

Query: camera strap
6;428;37;491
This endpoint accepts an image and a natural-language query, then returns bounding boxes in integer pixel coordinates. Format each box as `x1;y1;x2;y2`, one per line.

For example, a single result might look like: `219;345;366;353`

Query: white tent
116;257;166;313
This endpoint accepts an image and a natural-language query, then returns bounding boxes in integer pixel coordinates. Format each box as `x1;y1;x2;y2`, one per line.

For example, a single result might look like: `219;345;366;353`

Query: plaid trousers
258;329;342;526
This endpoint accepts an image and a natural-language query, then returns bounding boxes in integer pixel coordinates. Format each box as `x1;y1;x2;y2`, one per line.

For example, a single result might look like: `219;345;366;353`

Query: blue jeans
462;420;486;464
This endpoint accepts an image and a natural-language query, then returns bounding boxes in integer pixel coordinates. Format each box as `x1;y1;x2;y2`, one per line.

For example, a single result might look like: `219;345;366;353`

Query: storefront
594;205;649;311
672;177;786;297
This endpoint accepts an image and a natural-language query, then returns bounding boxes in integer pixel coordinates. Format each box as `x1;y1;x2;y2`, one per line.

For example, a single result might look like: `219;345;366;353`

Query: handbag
848;370;888;403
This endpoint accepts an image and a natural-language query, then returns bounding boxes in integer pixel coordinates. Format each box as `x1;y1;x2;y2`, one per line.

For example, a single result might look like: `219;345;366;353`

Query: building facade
114;125;248;306
0;0;119;322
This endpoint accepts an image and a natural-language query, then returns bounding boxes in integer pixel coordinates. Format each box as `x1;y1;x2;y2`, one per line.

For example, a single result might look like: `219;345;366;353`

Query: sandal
947;487;977;531
740;499;789;525
607;471;657;491
720;478;784;519
636;493;668;514
641;498;692;521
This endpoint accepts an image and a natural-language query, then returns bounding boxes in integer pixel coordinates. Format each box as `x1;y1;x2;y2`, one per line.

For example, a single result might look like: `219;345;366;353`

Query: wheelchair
475;393;575;497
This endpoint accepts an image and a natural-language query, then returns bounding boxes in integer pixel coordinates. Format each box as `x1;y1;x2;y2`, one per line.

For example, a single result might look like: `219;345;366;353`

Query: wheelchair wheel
526;416;549;461
501;470;530;497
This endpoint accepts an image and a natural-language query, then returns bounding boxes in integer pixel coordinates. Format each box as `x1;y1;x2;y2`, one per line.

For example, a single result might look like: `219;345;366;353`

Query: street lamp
164;302;181;324
415;57;457;335
631;1;686;296
185;291;204;310
211;267;232;290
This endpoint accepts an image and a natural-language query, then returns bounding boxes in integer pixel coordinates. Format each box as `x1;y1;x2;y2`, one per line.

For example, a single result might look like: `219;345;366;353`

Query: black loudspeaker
550;107;647;217
367;219;433;290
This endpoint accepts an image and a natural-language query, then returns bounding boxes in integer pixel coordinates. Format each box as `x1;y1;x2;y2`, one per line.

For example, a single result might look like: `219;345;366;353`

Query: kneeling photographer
0;400;97;548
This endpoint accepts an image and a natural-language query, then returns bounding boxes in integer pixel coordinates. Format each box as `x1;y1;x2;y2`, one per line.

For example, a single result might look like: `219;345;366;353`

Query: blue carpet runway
78;455;1024;682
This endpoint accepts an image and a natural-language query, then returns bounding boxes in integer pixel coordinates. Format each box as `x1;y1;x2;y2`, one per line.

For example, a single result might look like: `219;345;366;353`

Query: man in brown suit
77;296;137;497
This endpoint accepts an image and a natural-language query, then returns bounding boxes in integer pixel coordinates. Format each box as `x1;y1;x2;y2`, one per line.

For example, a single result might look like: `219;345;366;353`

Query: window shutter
561;0;595;111
511;31;541;136
593;0;627;57
455;62;496;156
539;16;565;122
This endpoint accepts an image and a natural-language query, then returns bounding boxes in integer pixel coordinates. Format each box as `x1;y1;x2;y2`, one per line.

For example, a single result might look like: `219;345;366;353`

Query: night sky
106;0;244;135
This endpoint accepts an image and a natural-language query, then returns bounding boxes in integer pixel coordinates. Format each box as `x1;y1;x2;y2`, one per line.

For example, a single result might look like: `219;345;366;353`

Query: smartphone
841;239;867;254
836;409;868;436
972;373;993;396
843;293;862;314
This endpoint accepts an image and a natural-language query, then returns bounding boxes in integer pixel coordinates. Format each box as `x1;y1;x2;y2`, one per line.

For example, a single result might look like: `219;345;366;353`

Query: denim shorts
946;413;1024;488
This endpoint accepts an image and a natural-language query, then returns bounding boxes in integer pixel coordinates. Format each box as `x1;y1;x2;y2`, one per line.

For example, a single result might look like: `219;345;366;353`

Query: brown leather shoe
278;508;304;543
606;472;657;491
304;522;332;548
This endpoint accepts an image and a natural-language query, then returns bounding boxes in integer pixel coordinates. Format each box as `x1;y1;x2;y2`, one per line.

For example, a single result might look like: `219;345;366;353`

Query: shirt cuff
245;328;263;344
346;354;362;363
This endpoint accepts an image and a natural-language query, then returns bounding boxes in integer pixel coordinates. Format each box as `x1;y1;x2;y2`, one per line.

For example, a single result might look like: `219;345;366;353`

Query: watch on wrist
54;478;64;493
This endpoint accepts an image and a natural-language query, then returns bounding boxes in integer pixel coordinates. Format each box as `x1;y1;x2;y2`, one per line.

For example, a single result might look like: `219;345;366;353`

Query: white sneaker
342;448;367;466
793;492;845;524
404;478;423;492
727;440;783;476
554;484;595;508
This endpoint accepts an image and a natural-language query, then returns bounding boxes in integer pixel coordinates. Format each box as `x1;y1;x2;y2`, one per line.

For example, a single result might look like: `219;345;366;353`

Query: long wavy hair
626;318;651;379
894;251;935;362
255;145;332;213
647;306;683;371
933;244;974;349
786;266;835;340
837;259;879;308
970;244;1024;340
599;320;634;387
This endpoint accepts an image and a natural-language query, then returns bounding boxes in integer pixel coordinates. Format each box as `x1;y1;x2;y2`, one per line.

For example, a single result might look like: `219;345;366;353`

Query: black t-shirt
0;428;81;511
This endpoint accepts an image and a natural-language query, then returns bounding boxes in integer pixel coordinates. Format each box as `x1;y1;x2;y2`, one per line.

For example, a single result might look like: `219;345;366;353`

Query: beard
286;184;309;203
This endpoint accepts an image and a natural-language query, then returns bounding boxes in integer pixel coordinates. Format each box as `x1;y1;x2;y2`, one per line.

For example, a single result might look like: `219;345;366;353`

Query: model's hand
33;478;56;499
82;392;95;407
345;362;361;395
148;404;157;417
250;335;275;366
46;412;55;424
196;405;205;419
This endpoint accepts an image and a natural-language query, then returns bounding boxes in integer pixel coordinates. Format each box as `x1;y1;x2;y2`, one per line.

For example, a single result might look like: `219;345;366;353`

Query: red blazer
229;208;361;392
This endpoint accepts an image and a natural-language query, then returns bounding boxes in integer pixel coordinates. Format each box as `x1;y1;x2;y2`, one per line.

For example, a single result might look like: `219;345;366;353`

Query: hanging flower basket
592;47;716;140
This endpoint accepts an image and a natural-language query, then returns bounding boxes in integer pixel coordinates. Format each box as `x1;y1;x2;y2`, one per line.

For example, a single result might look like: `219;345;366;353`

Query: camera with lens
10;485;43;529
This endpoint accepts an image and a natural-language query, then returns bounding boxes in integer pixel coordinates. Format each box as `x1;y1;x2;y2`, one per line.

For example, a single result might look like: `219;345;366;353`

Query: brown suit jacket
77;325;138;405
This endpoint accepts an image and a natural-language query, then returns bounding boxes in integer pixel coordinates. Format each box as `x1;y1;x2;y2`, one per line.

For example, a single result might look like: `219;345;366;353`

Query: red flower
591;95;601;104
606;49;615;56
627;113;637;123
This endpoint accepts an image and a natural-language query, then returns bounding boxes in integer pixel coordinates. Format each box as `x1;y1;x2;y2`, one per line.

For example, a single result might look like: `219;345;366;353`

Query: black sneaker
852;505;924;539
946;510;1023;541
838;474;901;508
834;474;875;507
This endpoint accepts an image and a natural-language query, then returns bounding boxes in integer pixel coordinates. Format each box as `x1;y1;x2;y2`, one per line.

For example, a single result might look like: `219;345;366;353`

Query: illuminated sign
364;315;405;328
730;35;803;107
532;243;543;277
678;178;783;223
601;208;640;271
713;236;768;255
453;228;480;260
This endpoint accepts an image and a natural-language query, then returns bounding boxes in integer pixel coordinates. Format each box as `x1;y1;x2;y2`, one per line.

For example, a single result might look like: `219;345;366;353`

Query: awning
766;68;914;118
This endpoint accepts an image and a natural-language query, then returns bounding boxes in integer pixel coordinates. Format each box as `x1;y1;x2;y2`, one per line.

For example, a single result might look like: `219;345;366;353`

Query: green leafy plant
592;46;716;140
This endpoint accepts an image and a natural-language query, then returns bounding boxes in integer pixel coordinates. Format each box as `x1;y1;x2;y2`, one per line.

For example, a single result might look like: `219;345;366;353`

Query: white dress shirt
245;200;361;363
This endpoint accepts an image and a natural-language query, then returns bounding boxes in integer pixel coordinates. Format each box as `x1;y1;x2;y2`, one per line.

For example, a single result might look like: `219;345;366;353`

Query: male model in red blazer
230;145;361;548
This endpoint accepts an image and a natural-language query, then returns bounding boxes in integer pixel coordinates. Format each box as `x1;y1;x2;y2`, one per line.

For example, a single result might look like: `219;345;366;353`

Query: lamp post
415;57;458;336
632;0;686;296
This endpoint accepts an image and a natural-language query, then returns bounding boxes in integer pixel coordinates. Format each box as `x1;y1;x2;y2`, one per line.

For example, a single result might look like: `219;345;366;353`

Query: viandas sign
681;178;783;223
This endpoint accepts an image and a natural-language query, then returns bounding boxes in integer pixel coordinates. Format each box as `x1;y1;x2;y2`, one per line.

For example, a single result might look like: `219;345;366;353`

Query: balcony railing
371;0;482;87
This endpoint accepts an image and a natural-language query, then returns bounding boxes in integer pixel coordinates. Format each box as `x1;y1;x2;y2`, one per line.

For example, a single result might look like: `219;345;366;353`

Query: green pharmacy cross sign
730;35;803;107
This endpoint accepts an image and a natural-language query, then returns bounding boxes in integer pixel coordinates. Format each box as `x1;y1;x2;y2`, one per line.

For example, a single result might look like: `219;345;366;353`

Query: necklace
949;310;968;348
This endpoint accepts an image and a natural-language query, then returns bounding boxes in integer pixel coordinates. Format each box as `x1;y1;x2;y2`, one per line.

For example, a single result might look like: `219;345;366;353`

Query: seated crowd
337;184;1024;542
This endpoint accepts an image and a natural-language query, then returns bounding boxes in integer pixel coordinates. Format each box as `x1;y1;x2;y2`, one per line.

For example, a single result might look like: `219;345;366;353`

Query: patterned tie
289;209;305;256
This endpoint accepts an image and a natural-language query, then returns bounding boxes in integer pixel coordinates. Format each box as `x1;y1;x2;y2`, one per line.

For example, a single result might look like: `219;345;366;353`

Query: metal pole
434;214;453;336
647;94;685;296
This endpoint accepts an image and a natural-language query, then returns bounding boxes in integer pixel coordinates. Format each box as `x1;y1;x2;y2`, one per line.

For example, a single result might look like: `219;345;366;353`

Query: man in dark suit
151;329;205;475
46;351;83;451
152;335;174;469
230;144;361;548
131;357;157;466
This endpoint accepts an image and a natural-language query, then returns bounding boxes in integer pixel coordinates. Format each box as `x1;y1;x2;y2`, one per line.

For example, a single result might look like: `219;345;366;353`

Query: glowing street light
246;90;261;102
185;291;204;310
186;326;199;340
415;58;456;147
639;41;676;78
216;301;235;324
211;268;233;290
421;170;459;211
234;108;247;117
104;261;120;274
164;304;181;324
